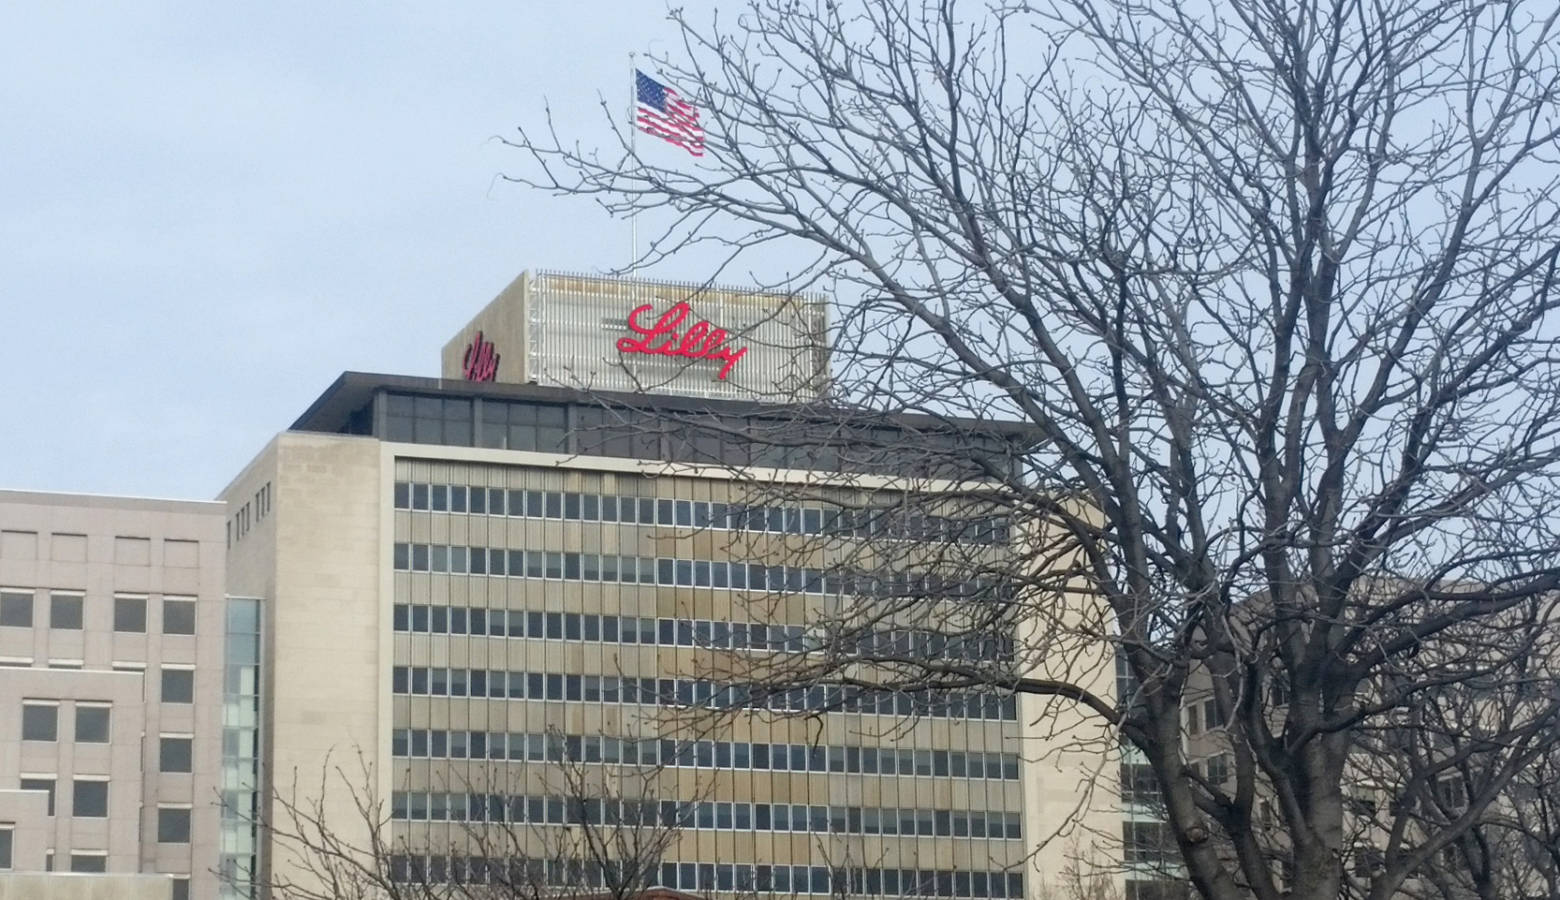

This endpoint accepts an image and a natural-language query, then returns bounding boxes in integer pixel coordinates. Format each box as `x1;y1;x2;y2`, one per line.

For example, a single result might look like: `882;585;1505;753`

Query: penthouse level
290;372;1035;479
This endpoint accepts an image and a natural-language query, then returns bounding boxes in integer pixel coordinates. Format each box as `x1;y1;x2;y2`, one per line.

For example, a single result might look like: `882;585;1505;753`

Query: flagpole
628;54;639;289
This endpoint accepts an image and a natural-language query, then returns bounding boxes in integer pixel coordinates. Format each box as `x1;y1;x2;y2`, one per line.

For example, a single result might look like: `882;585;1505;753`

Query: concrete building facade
0;490;232;900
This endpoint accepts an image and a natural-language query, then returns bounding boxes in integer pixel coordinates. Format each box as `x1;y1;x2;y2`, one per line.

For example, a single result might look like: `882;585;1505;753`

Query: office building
0;489;254;900
221;272;1120;899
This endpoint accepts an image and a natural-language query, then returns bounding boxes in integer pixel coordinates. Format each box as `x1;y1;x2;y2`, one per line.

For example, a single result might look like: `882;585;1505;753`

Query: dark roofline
289;372;1037;440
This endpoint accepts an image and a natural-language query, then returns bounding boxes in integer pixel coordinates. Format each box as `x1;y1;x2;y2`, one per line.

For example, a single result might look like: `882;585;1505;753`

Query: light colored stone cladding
0;789;51;871
0;490;226;900
220;427;1121;899
1014;506;1122;898
0;872;174;900
0;669;144;871
219;433;387;898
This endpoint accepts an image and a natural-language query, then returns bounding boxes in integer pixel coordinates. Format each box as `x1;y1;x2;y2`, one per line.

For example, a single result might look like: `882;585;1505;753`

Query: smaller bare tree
1390;717;1560;900
249;735;705;900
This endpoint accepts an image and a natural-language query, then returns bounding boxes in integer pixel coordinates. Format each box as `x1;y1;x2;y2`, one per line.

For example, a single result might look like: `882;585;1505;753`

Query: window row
392;543;1009;601
21;702;110;742
388;854;1026;899
382;392;1017;482
0;589;197;634
392;604;1015;662
6;777;124;822
1119;762;1161;807
391;729;1021;780
20;722;192;780
394;482;1011;546
65;856;184;881
19;669;198;720
389;791;1021;839
391;666;1018;721
42;799;191;843
1123;821;1179;864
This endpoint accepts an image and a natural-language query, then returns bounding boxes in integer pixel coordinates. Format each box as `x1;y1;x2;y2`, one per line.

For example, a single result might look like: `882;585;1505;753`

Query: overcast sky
1;1;719;500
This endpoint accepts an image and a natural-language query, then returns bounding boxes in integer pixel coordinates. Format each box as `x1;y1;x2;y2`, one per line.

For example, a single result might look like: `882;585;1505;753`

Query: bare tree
1386;706;1560;900
507;1;1560;899
251;740;697;900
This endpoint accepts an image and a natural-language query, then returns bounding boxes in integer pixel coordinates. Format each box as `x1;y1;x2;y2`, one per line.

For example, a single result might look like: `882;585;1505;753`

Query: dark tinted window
157;807;191;843
161;669;194;704
49;593;82;629
74;706;110;743
160;737;193;772
22;704;57;741
113;596;146;632
163;599;197;635
72;779;108;817
0;591;32;627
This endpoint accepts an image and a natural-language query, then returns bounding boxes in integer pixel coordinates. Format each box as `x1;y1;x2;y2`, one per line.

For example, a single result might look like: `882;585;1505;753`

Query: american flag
635;69;705;157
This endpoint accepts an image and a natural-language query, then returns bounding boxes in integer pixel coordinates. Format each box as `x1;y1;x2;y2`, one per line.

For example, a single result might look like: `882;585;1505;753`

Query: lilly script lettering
616;302;748;380
462;331;500;382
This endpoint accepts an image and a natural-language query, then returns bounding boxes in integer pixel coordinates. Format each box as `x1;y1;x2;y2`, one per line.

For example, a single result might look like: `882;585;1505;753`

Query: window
161;736;193;772
157;806;192;843
1120;762;1158;806
173;878;190;900
75;704;110;742
113;595;146;632
0;591;31;627
69;853;106;873
22;702;57;741
1205;753;1230;785
161;668;195;703
1123;821;1175;863
72;779;108;817
163;598;197;635
49;593;83;629
1438;777;1468;810
20;777;55;815
0;826;10;870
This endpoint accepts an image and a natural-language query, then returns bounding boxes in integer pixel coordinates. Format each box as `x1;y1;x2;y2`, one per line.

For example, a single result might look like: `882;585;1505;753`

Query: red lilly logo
462;331;500;382
616;302;748;380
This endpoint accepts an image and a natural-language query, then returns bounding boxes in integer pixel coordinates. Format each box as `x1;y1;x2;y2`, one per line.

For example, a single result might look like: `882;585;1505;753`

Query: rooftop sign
461;331;500;382
616;302;748;381
441;271;827;402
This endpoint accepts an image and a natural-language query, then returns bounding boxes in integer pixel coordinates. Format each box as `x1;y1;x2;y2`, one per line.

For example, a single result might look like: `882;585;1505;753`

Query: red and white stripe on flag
635;69;705;157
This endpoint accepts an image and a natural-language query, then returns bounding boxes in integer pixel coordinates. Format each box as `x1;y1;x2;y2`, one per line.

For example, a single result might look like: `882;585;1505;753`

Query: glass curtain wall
219;597;263;899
